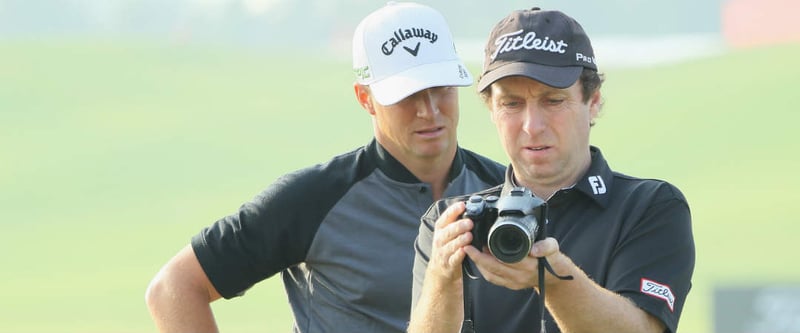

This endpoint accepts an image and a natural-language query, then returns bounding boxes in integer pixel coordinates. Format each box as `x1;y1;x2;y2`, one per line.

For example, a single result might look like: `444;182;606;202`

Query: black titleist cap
477;7;597;92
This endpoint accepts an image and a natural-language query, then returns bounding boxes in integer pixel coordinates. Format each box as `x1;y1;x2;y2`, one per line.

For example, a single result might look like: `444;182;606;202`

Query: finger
447;236;469;268
429;226;472;280
464;246;502;277
433;219;472;252
443;228;472;266
462;244;483;259
433;207;473;251
466;246;539;290
435;201;466;231
530;237;559;258
432;214;471;260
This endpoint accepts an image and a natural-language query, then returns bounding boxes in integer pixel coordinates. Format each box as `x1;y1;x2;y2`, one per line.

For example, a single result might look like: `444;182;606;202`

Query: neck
381;143;456;201
408;153;455;201
516;151;592;201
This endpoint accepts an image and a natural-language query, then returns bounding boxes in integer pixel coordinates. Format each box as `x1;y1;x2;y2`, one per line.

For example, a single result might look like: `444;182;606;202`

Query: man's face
372;86;460;161
488;76;600;190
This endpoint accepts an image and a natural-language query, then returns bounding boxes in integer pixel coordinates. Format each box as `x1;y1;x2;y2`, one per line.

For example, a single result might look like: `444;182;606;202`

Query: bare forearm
407;277;463;333
544;256;664;333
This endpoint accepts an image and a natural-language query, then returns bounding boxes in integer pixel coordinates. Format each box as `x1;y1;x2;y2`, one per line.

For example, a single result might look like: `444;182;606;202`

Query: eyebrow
494;86;568;99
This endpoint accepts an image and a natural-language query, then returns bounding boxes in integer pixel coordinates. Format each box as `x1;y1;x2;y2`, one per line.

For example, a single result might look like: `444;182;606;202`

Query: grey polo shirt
413;146;695;333
192;139;505;333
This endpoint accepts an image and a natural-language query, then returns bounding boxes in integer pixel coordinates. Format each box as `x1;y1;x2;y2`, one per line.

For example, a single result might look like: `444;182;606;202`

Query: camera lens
494;226;526;254
487;218;534;263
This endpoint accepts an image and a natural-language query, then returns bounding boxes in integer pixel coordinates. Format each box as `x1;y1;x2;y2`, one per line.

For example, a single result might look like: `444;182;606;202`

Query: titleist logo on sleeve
490;29;568;60
641;278;675;312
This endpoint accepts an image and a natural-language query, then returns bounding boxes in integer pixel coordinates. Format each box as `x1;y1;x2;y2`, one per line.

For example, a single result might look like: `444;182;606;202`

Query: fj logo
588;175;606;195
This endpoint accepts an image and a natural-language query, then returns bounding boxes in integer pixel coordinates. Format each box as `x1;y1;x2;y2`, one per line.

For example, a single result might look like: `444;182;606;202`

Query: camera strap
460;261;477;333
536;257;574;333
459;214;573;333
535;216;574;333
460;258;572;333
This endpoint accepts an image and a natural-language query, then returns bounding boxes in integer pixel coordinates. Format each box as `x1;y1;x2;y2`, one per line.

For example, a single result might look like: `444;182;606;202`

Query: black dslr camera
463;187;546;263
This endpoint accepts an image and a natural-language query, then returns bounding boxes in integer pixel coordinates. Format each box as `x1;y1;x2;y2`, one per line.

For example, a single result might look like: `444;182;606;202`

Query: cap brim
370;60;473;106
476;62;582;92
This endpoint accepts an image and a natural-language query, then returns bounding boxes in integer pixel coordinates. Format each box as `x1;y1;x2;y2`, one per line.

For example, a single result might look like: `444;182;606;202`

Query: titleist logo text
491;29;568;60
641;278;675;311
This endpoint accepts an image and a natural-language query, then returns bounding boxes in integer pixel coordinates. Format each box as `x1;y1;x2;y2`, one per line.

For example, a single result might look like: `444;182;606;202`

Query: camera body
463;187;546;263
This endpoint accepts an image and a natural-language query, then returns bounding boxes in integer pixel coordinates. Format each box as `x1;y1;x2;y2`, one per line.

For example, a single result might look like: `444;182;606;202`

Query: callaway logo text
382;28;438;55
491;29;568;60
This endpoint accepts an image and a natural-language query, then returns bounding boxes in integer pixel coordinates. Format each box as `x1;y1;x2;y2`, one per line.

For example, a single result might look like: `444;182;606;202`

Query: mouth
526;145;550;151
523;145;553;156
415;126;444;136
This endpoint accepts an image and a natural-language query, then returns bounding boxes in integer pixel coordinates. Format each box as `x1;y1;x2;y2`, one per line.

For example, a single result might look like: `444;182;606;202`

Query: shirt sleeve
410;199;442;310
605;182;695;333
191;168;334;299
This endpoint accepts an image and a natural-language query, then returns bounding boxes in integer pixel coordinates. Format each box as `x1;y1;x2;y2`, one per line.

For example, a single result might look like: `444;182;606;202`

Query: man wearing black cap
409;7;694;333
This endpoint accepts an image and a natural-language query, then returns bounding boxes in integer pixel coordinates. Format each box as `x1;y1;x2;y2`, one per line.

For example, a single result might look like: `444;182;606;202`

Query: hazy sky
0;0;727;68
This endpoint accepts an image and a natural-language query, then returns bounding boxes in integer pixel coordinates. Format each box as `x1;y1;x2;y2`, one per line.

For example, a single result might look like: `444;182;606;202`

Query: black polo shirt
191;139;505;333
413;146;695;333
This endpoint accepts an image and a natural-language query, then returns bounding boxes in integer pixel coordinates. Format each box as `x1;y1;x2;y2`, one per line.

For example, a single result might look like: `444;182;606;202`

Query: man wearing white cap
409;7;694;333
144;2;504;333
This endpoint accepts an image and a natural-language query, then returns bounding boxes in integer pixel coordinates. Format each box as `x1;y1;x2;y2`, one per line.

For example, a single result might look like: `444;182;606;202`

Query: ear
354;83;376;115
588;89;602;120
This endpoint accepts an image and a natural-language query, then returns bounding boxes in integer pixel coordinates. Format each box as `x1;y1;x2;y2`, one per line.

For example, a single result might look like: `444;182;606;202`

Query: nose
522;104;545;135
415;89;440;119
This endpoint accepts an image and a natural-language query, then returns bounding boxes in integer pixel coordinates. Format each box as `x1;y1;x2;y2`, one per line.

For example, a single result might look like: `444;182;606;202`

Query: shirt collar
367;138;464;184
502;146;613;208
572;146;614;208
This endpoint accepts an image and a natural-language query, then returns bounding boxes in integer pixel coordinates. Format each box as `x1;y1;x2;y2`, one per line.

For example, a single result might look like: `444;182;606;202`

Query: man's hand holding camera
427;187;576;291
427;201;472;284
422;191;666;333
463;236;572;291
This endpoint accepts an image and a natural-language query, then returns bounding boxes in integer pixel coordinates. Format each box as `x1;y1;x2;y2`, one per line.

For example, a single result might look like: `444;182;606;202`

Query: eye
497;99;524;113
546;98;565;105
496;95;523;107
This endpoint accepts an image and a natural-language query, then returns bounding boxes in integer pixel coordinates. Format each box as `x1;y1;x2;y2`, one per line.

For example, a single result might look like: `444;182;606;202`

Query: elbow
144;271;171;312
144;276;161;310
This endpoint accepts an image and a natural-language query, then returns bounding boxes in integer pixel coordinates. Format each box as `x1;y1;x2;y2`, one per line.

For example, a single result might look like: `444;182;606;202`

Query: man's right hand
426;201;474;282
408;201;474;333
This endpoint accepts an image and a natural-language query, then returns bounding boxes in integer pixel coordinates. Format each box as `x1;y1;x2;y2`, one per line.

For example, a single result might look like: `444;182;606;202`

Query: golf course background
1;40;799;332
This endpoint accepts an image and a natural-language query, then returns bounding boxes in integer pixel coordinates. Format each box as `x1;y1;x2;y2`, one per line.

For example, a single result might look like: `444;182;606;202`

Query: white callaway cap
352;1;473;105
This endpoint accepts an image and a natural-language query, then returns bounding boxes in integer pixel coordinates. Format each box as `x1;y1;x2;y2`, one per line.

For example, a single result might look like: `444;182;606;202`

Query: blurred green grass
1;40;799;332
